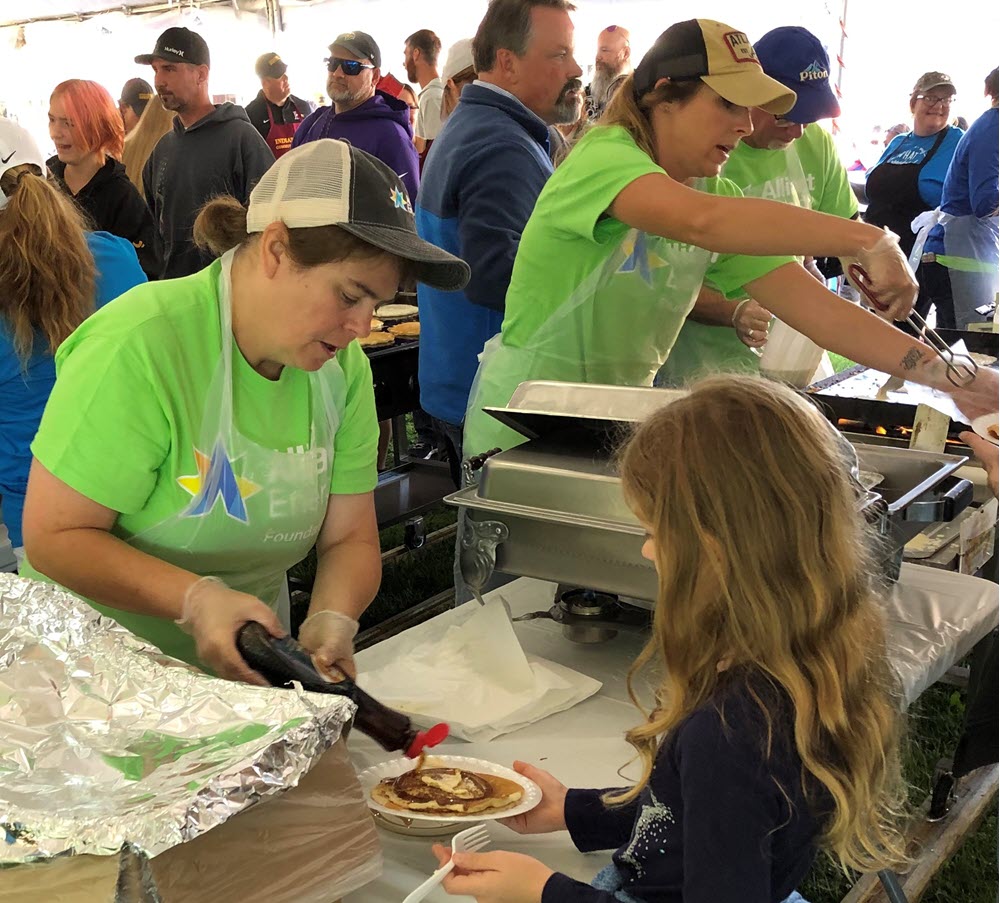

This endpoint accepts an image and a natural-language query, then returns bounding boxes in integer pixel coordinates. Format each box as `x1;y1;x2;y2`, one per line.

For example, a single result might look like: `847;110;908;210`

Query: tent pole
833;0;848;136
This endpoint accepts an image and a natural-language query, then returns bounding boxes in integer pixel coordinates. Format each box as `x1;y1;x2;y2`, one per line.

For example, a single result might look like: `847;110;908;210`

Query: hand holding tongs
847;263;978;387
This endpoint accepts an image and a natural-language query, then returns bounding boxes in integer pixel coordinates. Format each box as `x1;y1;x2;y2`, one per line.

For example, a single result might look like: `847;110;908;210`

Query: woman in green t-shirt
463;19;996;456
20;140;469;685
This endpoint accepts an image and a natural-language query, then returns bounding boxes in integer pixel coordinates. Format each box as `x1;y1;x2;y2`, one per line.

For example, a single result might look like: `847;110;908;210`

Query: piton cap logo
799;61;829;82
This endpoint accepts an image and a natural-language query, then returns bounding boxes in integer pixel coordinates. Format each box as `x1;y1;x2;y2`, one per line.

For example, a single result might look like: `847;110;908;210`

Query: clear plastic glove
840;228;918;322
802;256;826;283
298;609;359;679
498;761;568;834
177;576;285;686
947;366;1000;424
732;298;772;350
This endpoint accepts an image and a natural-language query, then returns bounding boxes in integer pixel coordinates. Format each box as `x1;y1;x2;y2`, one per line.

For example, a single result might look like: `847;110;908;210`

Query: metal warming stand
447;381;974;642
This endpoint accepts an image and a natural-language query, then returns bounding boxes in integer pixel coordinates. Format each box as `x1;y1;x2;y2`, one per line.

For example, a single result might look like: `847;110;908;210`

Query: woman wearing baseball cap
864;71;964;331
463;19;996;458
20;139;469;687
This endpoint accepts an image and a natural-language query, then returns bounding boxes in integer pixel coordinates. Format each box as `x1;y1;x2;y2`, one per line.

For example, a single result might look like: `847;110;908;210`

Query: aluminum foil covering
0;574;356;862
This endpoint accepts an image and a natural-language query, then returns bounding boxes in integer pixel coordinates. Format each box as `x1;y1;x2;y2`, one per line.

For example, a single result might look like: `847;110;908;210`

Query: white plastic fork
401;823;491;903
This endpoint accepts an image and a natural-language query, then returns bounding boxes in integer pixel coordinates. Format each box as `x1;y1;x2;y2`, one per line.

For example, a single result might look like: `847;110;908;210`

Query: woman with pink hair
48;79;160;278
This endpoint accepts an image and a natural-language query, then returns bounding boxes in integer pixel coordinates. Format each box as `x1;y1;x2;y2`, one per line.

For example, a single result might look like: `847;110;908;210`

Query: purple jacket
292;90;419;202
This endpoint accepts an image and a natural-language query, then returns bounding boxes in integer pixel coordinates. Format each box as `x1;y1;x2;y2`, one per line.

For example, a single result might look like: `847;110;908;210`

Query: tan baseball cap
912;71;954;95
634;19;796;116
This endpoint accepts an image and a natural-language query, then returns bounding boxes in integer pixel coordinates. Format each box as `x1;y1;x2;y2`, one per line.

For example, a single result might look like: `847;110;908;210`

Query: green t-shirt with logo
500;125;791;349
663;123;858;382
21;260;378;660
463;126;793;455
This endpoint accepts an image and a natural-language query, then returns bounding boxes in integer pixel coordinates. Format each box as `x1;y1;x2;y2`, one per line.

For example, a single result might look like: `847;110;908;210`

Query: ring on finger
747;329;755;339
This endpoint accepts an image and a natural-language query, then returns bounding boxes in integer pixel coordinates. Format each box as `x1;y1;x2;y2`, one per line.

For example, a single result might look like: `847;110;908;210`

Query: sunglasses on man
326;57;375;76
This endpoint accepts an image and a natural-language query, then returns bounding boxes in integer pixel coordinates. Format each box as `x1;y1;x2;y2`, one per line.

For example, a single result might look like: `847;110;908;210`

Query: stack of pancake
372;766;523;815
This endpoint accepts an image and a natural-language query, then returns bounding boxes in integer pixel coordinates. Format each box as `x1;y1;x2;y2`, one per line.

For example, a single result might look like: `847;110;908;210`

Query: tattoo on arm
901;347;923;371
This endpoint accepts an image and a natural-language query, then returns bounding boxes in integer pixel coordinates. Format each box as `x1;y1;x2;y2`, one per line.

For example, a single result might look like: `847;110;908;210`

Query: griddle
809;329;997;439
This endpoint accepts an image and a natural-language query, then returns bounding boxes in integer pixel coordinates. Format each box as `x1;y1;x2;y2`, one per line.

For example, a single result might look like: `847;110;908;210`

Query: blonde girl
433;374;907;903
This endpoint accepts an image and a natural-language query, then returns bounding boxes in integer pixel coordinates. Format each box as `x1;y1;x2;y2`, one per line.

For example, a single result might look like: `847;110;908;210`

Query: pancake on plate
372;767;523;815
358;332;395;348
371;317;384;331
376;303;419;320
389;321;420;338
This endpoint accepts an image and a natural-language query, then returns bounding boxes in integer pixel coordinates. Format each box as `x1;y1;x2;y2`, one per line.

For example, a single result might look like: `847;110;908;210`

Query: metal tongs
847;263;978;387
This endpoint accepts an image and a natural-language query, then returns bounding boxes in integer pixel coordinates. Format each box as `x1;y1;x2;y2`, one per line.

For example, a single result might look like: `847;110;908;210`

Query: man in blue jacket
293;31;419;203
416;0;582;483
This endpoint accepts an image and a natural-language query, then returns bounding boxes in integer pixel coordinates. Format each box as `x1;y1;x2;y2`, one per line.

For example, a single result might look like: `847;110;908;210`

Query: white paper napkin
356;598;602;742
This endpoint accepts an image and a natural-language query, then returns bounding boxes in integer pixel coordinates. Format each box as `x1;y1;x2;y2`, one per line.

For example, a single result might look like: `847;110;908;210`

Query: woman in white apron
19;139;469;685
463;19;997;458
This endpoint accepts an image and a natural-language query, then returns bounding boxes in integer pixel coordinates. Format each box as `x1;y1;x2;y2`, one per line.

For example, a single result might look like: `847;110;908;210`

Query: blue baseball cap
754;26;840;123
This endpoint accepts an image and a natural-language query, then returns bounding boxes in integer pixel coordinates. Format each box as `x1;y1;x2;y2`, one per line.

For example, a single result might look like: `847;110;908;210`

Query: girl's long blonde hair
0;165;95;363
121;95;176;192
616;375;908;874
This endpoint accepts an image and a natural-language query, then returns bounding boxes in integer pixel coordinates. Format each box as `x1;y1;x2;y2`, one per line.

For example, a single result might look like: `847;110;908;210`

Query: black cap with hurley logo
135;27;211;67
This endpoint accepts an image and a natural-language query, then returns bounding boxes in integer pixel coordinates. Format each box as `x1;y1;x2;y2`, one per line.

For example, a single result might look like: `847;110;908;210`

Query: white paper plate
971;413;1000;445
358;755;542;823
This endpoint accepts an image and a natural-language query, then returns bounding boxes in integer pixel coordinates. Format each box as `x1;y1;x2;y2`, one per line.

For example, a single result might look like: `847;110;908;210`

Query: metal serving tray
448;382;970;598
854;443;972;577
448;436;656;601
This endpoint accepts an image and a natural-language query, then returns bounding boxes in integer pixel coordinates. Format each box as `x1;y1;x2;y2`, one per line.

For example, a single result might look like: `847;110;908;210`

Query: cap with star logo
246;138;469;292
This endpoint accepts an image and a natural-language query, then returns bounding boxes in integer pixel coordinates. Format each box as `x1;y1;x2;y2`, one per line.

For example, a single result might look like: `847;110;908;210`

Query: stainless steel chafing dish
446;382;972;616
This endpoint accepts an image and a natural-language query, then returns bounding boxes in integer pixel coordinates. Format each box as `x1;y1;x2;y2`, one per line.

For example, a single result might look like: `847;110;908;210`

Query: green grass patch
800;682;997;902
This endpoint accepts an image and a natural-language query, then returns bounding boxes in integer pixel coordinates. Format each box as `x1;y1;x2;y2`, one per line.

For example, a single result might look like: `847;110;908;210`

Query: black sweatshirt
48;155;161;280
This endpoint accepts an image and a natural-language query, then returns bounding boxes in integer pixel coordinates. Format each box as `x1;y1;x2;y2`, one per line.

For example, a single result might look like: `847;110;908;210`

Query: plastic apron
266;102;301;158
912;208;1000;327
657;143;817;385
105;249;340;667
943;212;999;325
463;198;713;457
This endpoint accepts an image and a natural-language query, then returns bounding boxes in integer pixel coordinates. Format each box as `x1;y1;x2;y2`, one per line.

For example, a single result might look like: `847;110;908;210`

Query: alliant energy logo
799;61;829;82
722;31;758;65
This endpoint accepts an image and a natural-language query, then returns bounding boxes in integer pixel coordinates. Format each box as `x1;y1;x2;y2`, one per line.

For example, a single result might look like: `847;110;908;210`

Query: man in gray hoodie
138;27;274;279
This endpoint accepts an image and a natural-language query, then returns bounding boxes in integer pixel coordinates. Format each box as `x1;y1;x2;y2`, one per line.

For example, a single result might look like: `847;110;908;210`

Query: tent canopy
1;0;278;29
